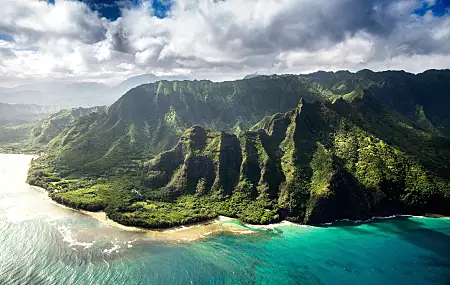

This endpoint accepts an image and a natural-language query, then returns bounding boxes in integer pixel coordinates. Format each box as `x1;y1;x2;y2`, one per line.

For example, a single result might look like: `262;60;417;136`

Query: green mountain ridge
0;106;106;154
28;97;450;227
47;75;337;175
301;69;450;136
23;69;450;227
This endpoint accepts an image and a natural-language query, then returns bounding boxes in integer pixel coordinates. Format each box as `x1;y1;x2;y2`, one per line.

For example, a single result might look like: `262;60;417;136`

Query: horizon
1;0;450;87
1;67;449;89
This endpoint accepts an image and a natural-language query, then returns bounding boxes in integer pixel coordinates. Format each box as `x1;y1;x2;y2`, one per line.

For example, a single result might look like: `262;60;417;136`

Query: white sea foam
103;243;121;254
319;214;421;226
57;225;94;249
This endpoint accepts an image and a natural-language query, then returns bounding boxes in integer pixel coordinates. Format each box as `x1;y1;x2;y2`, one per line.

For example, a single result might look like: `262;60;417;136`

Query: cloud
0;0;449;86
0;0;107;45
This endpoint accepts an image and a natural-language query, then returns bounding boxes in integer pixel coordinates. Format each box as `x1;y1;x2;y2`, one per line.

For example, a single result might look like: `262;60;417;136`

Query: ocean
1;154;449;285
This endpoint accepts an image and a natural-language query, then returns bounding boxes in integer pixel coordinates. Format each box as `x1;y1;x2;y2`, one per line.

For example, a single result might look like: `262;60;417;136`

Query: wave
318;214;440;226
57;225;95;249
102;240;121;255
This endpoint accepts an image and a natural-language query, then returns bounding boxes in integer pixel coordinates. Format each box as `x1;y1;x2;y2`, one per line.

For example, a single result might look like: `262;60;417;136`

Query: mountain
0;102;59;150
115;73;189;96
28;97;450;227
30;106;107;147
115;73;161;95
0;102;59;126
42;76;336;175
0;106;106;153
0;74;190;108
0;82;113;107
22;69;450;228
243;73;261;80
301;69;450;136
34;70;450;177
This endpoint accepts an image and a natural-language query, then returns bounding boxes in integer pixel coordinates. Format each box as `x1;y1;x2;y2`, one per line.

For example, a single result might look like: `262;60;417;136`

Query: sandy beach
32;184;291;242
79;210;294;242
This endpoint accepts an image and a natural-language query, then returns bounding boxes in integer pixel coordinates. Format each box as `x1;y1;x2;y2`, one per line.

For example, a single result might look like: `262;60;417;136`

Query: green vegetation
20;69;450;228
0;106;106;154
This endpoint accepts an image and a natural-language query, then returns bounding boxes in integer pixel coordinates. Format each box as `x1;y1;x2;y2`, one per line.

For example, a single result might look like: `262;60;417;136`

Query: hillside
23;69;450;227
0;102;58;126
0;106;106;153
45;75;335;175
28;98;450;227
38;70;450;177
301;69;450;136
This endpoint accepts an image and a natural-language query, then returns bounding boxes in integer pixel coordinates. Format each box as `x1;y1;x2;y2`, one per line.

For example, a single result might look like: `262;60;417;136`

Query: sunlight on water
0;154;449;284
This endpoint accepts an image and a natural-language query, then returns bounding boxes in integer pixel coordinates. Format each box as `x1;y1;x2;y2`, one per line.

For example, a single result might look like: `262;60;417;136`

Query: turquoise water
1;154;450;285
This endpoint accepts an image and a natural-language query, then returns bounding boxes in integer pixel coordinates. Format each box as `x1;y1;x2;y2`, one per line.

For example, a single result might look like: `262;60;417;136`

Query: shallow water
1;154;450;284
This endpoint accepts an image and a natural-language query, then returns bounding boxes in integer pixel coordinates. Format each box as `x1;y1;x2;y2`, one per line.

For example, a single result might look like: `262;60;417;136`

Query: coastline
79;210;276;242
66;208;450;242
31;185;450;242
31;185;292;241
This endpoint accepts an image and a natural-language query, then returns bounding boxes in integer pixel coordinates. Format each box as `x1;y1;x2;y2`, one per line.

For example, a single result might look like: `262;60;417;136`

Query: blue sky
414;0;450;16
78;0;450;19
46;0;172;19
0;33;14;42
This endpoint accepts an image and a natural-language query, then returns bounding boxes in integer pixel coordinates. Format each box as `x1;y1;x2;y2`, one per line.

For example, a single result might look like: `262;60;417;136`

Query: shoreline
29;187;450;242
79;211;273;242
18;153;450;242
319;213;450;226
7;153;447;244
31;185;291;242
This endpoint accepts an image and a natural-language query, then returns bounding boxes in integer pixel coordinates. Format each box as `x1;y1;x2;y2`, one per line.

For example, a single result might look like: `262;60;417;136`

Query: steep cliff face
142;126;242;198
45;76;337;175
137;99;450;225
30;70;450;177
25;70;450;228
302;69;450;136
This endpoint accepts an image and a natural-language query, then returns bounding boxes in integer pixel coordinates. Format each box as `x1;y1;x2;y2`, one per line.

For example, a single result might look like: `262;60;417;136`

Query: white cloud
0;0;449;86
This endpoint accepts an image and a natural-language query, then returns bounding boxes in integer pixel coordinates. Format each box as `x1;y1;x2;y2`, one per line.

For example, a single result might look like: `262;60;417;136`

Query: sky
0;0;449;86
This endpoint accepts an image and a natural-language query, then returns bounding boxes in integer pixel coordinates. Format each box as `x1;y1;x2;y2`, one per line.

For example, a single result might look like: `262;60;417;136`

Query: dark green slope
31;98;450;227
0;103;57;149
302;69;450;136
141;99;449;225
24;69;450;227
0;106;105;153
40;70;450;177
49;76;337;175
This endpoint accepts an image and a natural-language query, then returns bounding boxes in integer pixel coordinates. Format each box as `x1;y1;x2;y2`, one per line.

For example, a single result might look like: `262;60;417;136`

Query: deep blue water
1;154;450;285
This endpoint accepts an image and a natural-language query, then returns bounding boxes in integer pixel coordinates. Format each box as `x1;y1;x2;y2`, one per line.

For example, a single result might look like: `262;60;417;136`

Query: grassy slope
24;70;450;228
44;76;337;176
0;106;106;154
28;99;450;227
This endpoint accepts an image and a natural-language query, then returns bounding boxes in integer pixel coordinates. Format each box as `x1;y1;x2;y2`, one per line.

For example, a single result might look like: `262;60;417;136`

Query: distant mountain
0;74;191;108
0;105;106;153
0;102;59;126
0;82;114;107
0;102;60;149
243;73;261;80
115;73;161;95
